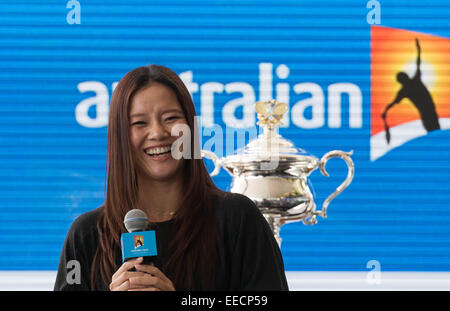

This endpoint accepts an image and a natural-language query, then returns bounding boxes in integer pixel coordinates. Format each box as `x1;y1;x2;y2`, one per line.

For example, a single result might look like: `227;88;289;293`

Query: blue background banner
0;0;449;272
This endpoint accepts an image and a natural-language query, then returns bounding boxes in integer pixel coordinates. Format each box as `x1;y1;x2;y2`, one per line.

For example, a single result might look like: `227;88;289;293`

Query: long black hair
90;65;225;290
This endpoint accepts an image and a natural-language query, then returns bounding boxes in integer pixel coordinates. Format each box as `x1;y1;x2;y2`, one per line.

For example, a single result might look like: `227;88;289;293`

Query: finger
112;258;142;281
129;275;159;288
111;280;130;291
110;271;147;291
134;264;170;283
133;265;175;291
128;287;160;291
112;257;143;281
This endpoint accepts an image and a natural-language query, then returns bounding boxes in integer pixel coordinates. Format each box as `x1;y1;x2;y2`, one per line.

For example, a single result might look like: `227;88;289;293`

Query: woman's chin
141;165;184;183
148;172;180;182
136;155;184;181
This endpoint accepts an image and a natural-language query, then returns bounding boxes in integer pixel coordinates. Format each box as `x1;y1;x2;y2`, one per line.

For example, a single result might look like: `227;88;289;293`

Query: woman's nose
147;121;170;140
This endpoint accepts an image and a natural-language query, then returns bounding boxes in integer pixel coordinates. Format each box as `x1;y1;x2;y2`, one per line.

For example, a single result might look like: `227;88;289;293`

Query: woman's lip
146;152;171;161
143;144;172;152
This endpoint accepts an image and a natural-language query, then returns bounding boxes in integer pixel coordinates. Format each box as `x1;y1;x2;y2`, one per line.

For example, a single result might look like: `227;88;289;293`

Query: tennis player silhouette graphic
135;236;143;248
381;38;440;144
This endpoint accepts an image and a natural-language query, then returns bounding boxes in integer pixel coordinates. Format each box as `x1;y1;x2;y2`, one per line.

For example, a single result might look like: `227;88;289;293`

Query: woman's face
129;82;188;182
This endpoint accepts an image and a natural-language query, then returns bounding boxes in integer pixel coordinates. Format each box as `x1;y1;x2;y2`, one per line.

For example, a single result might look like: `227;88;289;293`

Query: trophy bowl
201;100;355;245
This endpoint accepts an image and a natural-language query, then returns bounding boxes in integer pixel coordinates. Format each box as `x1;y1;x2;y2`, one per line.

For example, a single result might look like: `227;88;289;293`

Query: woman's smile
144;145;172;161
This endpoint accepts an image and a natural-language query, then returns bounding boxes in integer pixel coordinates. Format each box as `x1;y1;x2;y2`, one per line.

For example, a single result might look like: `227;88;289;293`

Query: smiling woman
129;82;187;185
53;64;288;291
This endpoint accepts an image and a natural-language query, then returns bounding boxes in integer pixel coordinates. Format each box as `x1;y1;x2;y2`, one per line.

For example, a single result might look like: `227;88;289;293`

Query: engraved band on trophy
201;100;355;246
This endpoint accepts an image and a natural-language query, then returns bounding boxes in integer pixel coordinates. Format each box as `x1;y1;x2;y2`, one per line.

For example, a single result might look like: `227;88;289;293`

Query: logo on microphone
121;230;157;262
370;25;450;161
134;235;144;249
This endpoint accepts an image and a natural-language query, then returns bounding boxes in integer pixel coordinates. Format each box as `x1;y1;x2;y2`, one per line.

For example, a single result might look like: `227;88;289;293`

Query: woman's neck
137;175;184;223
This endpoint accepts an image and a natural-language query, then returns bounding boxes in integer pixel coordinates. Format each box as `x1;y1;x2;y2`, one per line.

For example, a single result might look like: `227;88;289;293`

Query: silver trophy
202;100;354;245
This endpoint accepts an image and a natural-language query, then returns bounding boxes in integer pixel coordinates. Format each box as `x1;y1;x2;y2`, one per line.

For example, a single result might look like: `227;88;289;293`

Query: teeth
145;145;171;155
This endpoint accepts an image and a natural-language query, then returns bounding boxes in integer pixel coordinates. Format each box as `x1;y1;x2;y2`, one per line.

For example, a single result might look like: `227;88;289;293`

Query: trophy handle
201;150;221;177
316;150;354;218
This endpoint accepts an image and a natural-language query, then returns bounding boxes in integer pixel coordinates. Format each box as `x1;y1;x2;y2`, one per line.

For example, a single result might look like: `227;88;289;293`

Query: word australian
75;63;363;130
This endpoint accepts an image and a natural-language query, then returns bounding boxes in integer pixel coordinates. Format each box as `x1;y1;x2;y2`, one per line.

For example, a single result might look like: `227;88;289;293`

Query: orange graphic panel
134;235;144;248
371;25;450;136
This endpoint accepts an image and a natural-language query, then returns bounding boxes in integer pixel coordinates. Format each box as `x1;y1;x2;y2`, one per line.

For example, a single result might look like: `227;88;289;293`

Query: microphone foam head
124;209;148;233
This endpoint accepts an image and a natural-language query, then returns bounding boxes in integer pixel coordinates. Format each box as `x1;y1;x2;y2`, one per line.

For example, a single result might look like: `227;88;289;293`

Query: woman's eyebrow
129;108;183;118
129;112;147;118
162;108;183;114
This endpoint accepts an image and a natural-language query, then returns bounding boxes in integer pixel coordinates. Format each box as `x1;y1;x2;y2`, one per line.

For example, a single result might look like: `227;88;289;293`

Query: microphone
124;209;148;233
121;209;158;266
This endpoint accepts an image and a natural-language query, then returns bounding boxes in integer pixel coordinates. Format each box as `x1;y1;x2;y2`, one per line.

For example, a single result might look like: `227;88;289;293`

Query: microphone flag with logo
121;209;158;264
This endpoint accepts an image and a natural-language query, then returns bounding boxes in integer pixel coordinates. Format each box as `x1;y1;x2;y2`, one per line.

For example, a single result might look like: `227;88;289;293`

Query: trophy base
261;201;320;247
262;214;283;247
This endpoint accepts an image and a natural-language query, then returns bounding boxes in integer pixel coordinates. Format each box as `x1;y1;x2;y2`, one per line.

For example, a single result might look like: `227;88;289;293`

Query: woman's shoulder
212;191;264;223
223;192;258;211
66;207;102;240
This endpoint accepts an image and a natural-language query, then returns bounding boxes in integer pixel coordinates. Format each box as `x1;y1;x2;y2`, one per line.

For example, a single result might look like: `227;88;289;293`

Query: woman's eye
131;121;146;126
165;116;179;122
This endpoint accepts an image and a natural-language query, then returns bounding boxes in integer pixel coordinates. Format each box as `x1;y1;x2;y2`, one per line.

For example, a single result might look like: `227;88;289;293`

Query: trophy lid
221;100;319;174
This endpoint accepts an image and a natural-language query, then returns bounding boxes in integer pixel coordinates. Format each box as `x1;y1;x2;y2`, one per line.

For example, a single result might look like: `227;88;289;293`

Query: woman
54;65;288;291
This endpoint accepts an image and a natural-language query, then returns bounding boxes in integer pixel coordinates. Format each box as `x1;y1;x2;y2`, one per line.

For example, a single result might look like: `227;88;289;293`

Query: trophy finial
255;100;288;128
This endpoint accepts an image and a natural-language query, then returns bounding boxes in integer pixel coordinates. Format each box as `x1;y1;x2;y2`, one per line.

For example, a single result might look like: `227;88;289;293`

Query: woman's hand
128;260;175;291
109;257;175;291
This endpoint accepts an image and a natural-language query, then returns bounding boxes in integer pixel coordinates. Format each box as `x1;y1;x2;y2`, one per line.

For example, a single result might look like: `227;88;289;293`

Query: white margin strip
1;271;450;291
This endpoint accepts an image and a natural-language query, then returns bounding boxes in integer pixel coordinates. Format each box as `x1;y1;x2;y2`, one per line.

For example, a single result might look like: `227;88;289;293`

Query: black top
54;192;289;291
